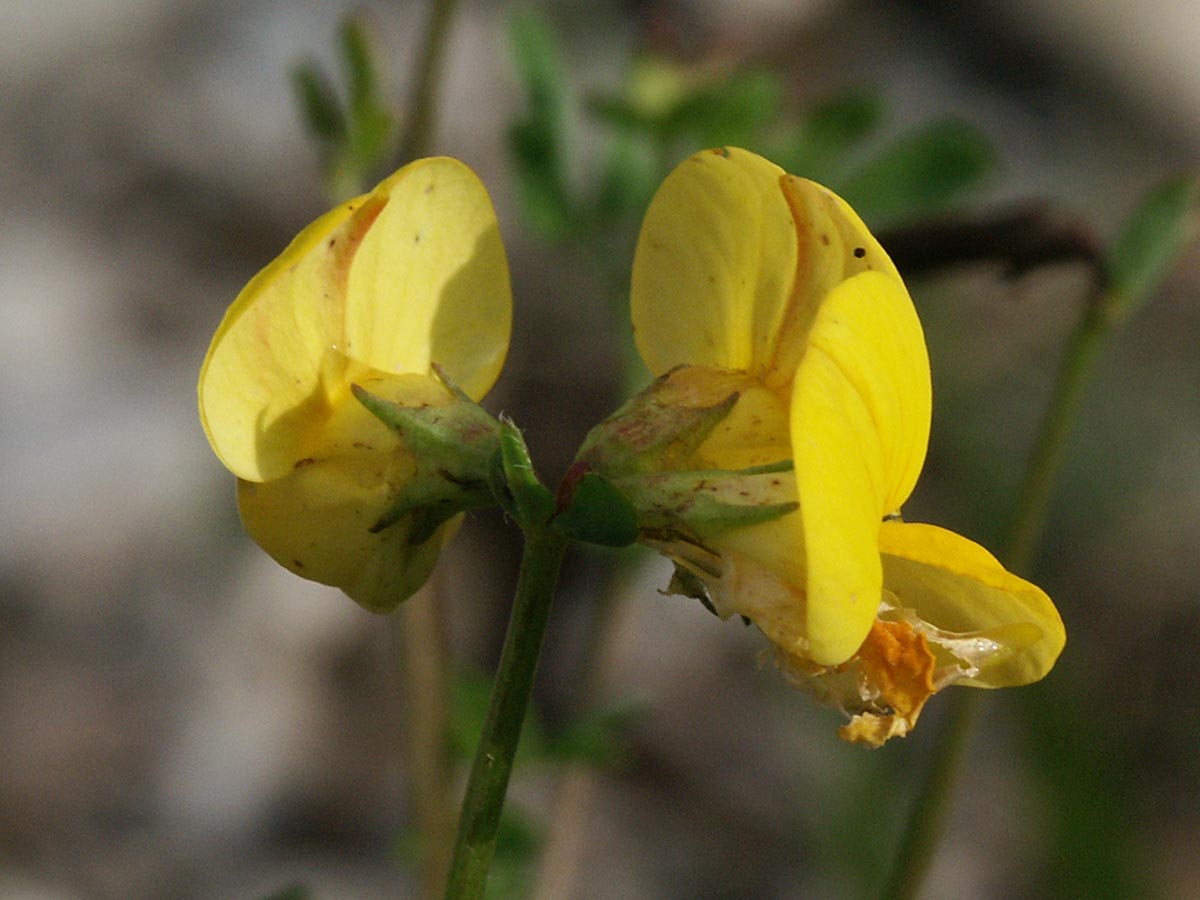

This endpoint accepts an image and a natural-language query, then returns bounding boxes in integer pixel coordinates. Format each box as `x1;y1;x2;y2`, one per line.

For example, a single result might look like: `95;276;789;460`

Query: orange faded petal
837;618;937;746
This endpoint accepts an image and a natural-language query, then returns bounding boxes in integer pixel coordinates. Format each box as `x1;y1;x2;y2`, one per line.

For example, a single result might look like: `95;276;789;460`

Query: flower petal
631;147;796;375
239;470;458;613
879;521;1065;687
199;158;511;483
199;195;367;482
791;271;931;665
236;371;459;612
343;158;512;400
767;176;900;389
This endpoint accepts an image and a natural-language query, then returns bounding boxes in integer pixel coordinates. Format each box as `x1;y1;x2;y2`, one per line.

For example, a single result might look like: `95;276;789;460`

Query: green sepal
351;381;499;468
555;470;640;547
616;464;797;541
350;382;501;538
575;370;739;475
495;418;556;527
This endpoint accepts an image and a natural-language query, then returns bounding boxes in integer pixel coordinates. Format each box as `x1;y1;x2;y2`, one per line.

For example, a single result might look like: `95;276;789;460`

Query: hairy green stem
443;526;568;899
881;294;1114;900
398;0;461;163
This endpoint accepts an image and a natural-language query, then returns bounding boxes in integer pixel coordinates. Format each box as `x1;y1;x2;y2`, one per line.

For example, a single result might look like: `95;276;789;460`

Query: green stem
443;525;568;899
1003;303;1110;572
878;692;979;900
881;294;1115;900
397;0;461;163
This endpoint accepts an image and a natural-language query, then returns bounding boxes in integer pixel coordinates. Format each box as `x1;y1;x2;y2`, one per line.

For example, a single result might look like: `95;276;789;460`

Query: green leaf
291;63;346;142
448;667;546;764
838;118;998;224
556;471;640;547
588;69;782;148
545;700;643;767
785;89;883;177
669;69;782;147
339;16;395;173
805;90;884;151
506;9;574;239
1104;175;1197;318
593;134;660;224
585;93;662;133
340;16;380;119
483;805;544;900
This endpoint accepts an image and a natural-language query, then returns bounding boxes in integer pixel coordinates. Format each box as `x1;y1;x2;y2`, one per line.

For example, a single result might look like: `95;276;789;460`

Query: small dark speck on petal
853;247;866;258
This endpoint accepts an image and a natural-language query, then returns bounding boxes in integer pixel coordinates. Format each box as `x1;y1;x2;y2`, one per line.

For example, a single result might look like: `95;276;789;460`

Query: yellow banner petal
199;195;366;481
199;158;511;483
344;158;512;401
631;148;796;375
791;271;931;665
767;176;901;390
879;520;1066;687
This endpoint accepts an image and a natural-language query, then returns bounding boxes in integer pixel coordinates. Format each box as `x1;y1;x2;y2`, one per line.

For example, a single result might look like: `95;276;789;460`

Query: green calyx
351;381;502;541
557;372;798;549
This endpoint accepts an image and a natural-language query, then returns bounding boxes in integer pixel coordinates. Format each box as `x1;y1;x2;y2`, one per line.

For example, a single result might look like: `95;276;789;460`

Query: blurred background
2;1;1197;898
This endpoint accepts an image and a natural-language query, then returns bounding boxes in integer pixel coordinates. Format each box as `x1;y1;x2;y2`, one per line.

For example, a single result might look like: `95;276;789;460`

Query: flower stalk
442;523;568;899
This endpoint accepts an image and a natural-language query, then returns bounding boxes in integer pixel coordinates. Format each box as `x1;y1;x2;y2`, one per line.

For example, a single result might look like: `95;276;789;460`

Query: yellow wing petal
344;157;512;401
236;371;459;612
791;271;931;665
631;147;796;375
879;521;1065;687
238;470;458;613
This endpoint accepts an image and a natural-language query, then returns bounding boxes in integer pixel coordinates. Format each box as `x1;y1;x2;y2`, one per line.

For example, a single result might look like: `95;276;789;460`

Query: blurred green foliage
1105;175;1198;318
293;16;397;201
506;7;1000;244
284;10;1197;899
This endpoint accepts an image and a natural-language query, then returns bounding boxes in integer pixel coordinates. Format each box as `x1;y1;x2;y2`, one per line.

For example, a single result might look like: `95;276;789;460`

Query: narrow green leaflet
506;8;574;239
292;64;345;142
838;118;997;224
1105;175;1198;318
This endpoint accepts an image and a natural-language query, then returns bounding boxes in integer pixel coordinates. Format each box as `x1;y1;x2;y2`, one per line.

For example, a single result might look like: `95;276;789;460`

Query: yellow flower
199;157;512;612
632;148;1064;744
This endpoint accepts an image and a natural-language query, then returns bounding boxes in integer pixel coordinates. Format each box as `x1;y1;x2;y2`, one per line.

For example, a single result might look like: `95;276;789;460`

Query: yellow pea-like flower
199;157;512;612
632;148;1064;744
